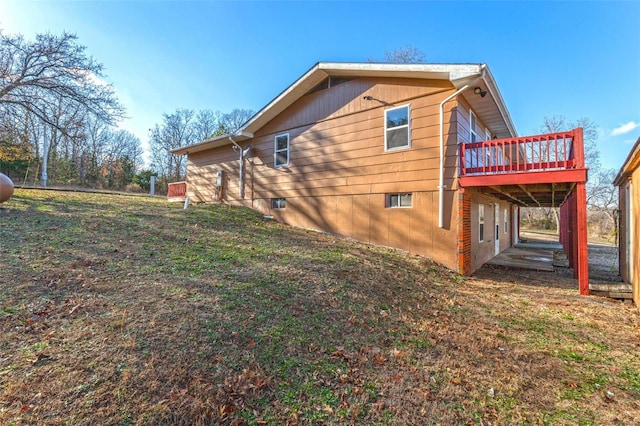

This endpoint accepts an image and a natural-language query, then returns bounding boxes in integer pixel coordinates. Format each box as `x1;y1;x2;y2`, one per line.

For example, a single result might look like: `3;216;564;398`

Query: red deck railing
167;181;187;201
459;128;584;176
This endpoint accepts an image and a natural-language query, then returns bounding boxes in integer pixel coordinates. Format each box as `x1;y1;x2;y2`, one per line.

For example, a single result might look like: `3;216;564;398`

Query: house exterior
614;136;640;307
172;62;589;289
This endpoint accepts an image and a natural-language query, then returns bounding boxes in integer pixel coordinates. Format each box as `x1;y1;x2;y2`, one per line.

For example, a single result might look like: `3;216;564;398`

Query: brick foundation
457;189;472;275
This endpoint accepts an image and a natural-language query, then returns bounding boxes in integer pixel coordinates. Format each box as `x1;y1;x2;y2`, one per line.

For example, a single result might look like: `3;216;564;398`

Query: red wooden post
573;127;585;168
576;181;589;295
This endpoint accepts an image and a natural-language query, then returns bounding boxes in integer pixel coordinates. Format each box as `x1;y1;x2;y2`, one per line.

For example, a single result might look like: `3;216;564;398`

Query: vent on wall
306;76;354;95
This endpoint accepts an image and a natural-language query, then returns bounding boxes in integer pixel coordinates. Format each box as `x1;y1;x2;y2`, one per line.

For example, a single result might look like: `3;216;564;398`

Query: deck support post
576;181;589;295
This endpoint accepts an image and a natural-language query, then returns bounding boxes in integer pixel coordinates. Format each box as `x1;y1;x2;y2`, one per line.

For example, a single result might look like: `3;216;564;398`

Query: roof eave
614;135;640;186
170;132;253;155
172;62;517;154
482;66;518;137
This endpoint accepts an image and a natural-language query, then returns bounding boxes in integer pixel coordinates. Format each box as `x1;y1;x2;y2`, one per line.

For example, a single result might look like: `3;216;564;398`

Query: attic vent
306;76;354;95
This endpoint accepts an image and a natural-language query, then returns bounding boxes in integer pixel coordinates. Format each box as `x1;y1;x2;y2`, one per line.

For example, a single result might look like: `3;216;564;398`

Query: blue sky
1;1;638;171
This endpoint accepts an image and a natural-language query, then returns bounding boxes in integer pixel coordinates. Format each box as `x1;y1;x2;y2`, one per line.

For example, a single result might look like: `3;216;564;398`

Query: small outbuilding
615;135;640;307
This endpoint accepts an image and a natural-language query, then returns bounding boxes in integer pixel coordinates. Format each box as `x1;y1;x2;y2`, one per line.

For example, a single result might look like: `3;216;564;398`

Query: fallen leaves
0;189;639;425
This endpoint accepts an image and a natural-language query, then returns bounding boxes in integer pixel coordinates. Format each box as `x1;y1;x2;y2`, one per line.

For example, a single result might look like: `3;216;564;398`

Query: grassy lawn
0;189;639;425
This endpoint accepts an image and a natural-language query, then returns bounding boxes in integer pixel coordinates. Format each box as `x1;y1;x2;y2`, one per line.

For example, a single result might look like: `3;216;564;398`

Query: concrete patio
485;240;560;272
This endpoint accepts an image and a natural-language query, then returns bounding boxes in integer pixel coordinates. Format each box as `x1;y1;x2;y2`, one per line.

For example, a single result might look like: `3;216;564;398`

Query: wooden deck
459;128;589;295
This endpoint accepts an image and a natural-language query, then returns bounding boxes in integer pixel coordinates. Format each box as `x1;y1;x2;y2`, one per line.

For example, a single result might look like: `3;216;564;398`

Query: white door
494;205;500;255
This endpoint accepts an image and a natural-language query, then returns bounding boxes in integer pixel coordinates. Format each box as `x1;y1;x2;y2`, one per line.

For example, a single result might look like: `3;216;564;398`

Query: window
504;209;508;234
479;204;485;242
385;105;410;150
274;133;289;167
271;198;286;209
470;111;479;143
386;193;412;208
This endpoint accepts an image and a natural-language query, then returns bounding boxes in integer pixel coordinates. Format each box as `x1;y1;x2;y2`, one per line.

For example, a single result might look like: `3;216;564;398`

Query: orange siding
185;77;461;269
456;96;491;143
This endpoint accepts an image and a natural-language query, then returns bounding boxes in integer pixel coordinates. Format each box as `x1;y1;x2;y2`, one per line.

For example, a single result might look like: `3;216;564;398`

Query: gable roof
614;135;640;186
172;62;517;155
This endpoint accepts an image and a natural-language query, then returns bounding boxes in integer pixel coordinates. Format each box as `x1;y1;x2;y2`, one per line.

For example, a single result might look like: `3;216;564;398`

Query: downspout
229;136;244;199
438;66;486;228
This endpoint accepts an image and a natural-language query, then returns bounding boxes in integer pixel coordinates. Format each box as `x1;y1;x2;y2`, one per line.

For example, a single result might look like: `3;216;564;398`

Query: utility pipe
438;67;486;228
228;136;245;199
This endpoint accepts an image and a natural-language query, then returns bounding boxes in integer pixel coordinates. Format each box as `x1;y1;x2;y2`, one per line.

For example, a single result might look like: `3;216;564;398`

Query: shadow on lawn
2;190;638;426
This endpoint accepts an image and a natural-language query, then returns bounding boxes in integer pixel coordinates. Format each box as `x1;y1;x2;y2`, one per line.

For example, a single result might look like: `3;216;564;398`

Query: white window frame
485;129;491;142
479;204;485;242
386;193;413;208
274;133;290;168
504;209;508;234
470;111;479;143
384;104;411;151
271;198;286;209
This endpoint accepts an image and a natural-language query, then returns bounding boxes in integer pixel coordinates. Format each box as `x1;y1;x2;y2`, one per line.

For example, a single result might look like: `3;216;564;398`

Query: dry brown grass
0;189;639;425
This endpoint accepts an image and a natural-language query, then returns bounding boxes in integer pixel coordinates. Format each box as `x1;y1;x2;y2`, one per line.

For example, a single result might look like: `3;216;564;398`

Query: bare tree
193;109;224;141
531;115;618;237
102;129;142;189
0;30;124;133
369;45;426;64
149;109;196;182
539;115;600;170
219;108;255;134
149;108;256;189
587;168;619;239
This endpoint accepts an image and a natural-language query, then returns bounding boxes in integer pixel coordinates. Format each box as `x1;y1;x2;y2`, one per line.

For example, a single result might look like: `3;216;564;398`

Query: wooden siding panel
185;78;462;269
258;77;452;136
352;194;371;242
457;96;491;143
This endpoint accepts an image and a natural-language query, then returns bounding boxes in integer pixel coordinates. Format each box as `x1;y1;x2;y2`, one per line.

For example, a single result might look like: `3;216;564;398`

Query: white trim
271;198;286;209
384;104;411;151
274;133;290;168
386;193;413;208
504;208;508;234
438;70;485;229
470;110;479;143
173;62;518;155
479;70;518;138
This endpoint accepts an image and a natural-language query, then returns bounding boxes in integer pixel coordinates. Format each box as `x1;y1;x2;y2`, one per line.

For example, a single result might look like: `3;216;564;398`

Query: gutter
438;66;486;228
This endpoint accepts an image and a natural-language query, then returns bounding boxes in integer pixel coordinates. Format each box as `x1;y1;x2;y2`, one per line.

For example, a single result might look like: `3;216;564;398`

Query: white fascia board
173;62;511;155
614;136;640;186
318;62;483;84
211;62;486;141
170;133;252;155
481;66;518;137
